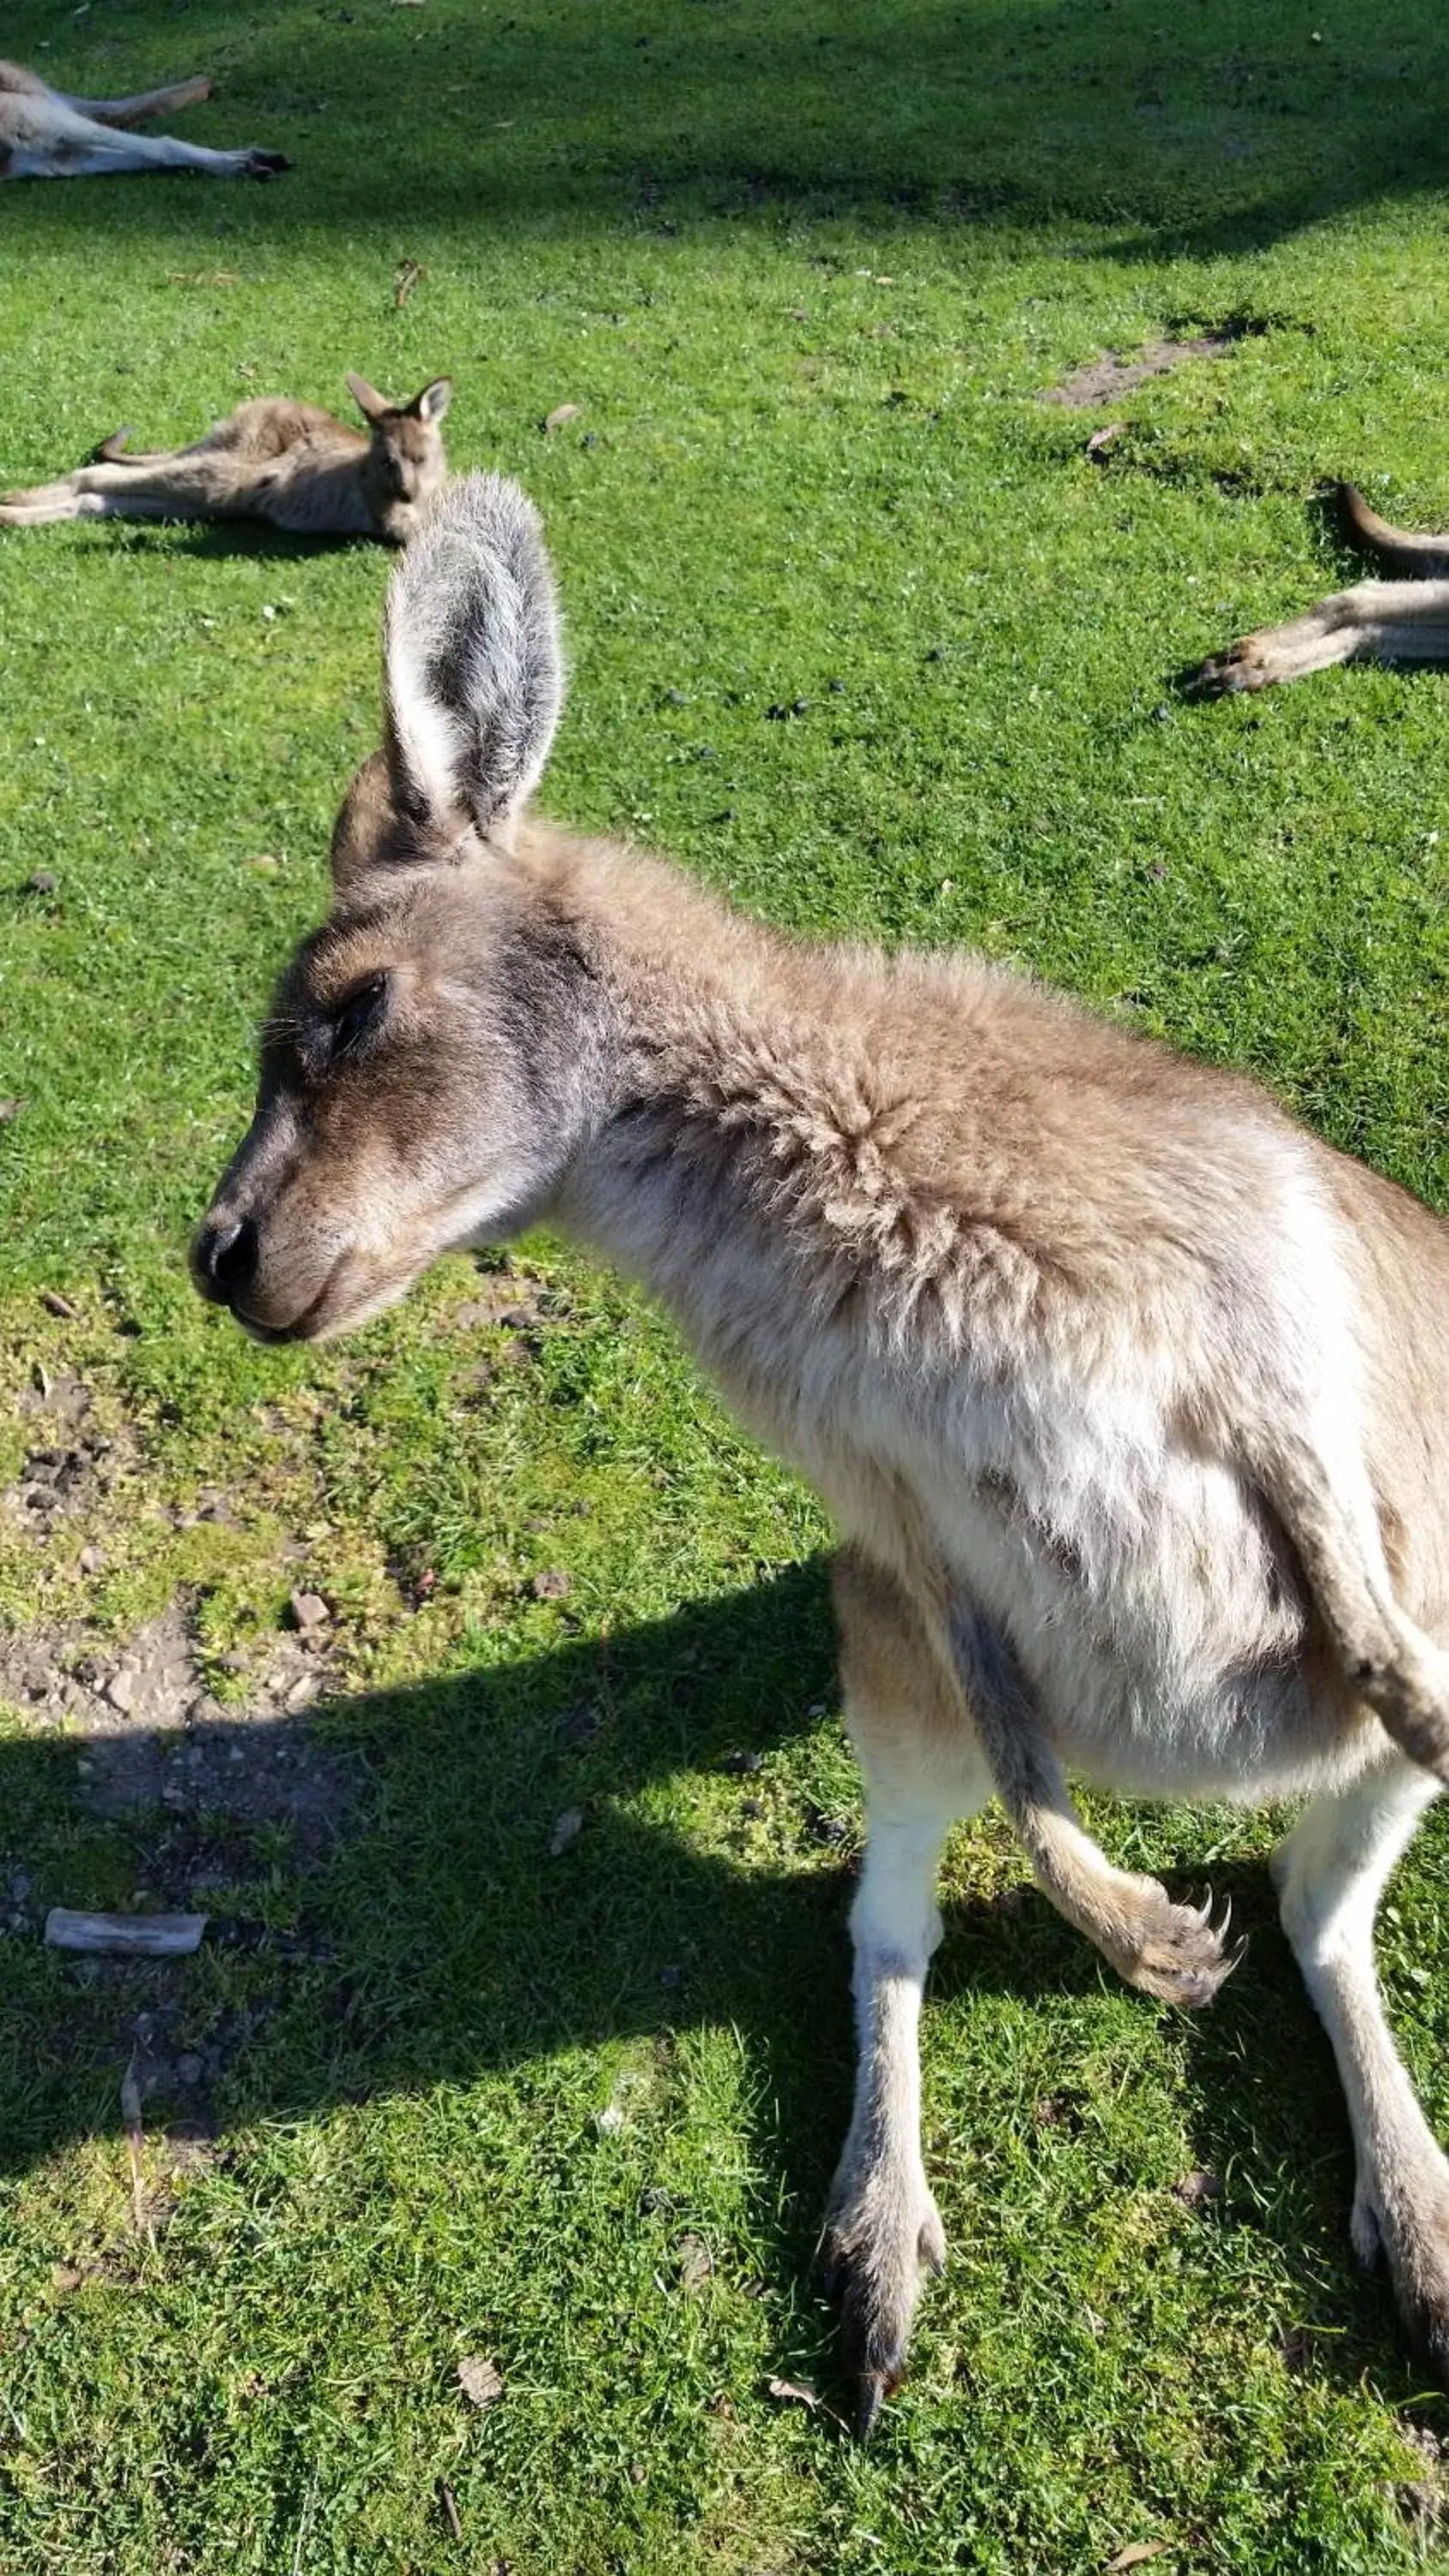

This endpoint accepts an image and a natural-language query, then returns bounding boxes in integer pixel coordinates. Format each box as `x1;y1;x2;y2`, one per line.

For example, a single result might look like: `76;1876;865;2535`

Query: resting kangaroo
0;58;288;182
195;472;1449;2435
0;377;452;546
1193;481;1449;694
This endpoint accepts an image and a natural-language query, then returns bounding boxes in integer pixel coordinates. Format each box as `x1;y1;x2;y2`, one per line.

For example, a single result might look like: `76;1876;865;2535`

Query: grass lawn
3;0;1449;2565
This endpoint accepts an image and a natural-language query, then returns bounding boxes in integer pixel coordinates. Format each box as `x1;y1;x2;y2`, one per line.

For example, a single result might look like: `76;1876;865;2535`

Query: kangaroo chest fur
562;952;1372;1810
654;1247;1334;1804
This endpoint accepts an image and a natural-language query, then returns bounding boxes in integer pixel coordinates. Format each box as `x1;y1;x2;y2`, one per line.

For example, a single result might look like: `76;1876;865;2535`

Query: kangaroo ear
382;471;563;848
410;377;452;425
346;371;391;424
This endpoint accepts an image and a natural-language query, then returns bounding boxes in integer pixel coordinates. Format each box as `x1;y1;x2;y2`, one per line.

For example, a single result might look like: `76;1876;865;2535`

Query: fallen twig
45;1907;208;1957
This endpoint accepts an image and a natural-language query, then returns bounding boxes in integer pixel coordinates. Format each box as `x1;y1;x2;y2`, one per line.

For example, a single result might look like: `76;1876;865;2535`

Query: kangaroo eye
331;975;388;1060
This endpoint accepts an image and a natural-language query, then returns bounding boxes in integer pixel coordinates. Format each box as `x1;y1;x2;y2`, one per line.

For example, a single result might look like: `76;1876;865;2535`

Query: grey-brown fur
0;375;450;545
196;471;1449;2431
1192;480;1449;693
0;57;288;182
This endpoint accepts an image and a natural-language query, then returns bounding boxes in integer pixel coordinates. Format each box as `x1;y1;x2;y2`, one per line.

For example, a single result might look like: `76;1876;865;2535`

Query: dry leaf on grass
393;258;424;308
1171;2169;1223;2210
549;1807;585;1858
1106;2543;1171;2571
543;404;584;433
1086;421;1128;462
676;2233;713;2290
767;2376;821;2410
457;2354;505;2409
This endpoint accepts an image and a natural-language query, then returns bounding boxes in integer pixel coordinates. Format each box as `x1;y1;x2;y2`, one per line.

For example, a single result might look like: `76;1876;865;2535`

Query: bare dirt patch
4;1364;132;1542
451;1267;546;1334
1039;332;1245;408
0;1595;354;1854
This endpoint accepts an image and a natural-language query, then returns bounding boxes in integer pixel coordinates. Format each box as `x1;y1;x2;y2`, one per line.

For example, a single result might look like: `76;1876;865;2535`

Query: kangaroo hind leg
825;1547;987;2435
1191;577;1449;696
2;459;226;526
1273;1756;1449;2377
0;474;94;526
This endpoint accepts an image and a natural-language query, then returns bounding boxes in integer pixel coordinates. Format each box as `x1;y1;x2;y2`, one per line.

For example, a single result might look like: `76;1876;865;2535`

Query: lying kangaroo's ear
346;371;391;424
382;471;563;848
410;377;452;425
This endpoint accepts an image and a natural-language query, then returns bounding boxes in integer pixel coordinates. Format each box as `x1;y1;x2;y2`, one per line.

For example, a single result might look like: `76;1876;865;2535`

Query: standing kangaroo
195;471;1449;2435
0;58;288;182
0;378;452;546
1192;481;1449;693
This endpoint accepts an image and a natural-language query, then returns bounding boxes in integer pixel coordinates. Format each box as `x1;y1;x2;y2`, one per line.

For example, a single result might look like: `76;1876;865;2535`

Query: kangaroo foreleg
946;1605;1238;2005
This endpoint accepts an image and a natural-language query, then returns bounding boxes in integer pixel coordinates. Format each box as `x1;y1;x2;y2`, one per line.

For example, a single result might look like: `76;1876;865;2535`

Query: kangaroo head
347;372;452;538
193;471;605;1345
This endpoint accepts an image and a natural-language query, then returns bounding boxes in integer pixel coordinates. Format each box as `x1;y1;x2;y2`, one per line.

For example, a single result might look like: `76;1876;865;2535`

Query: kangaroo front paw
239;149;292;180
1109;1879;1241;2008
823;2166;945;2438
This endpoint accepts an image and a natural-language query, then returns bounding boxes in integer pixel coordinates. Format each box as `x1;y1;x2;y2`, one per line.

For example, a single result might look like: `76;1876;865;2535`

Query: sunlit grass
3;0;1449;2563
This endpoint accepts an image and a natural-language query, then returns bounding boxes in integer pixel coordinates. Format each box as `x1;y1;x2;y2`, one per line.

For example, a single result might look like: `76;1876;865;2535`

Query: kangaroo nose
193;1212;259;1307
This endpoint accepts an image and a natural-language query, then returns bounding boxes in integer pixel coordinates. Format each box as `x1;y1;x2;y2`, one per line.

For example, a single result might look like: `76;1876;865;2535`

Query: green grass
3;0;1449;2565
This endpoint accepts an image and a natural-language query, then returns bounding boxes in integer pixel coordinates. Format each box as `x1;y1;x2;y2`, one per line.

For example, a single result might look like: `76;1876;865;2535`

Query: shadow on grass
0;1553;1435;2421
3;0;1448;260
1;519;391;563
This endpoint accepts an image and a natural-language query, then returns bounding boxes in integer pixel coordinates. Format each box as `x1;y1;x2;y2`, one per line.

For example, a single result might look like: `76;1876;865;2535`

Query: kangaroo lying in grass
0;377;452;545
195;471;1449;2434
1193;481;1449;693
0;58;288;182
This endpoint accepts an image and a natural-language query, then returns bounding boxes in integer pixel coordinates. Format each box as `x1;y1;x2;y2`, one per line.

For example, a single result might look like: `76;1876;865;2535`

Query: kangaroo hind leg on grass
1191;479;1449;694
0;56;288;180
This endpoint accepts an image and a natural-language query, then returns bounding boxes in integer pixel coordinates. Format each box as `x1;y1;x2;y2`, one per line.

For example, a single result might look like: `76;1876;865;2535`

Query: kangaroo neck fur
531;828;1224;1442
